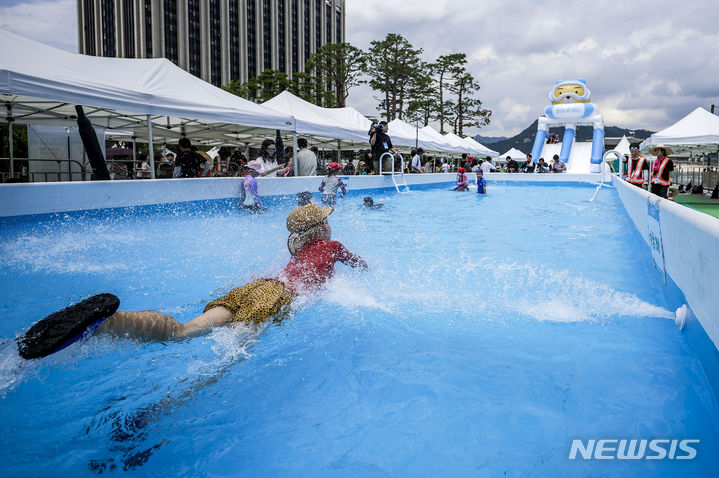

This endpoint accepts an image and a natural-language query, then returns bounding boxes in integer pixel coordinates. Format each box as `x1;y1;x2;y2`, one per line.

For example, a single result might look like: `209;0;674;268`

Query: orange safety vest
651;157;672;186
626;155;647;185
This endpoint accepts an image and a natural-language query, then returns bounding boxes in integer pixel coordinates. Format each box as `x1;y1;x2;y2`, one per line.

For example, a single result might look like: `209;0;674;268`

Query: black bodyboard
18;293;120;359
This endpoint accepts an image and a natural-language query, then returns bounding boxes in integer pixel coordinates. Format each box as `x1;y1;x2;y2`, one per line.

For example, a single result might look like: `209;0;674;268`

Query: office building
77;0;346;87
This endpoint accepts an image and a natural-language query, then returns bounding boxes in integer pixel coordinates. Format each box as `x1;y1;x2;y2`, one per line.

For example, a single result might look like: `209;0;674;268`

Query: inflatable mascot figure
529;78;605;172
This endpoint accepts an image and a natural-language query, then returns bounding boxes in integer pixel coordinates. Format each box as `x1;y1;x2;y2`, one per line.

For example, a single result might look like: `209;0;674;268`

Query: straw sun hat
286;204;334;255
650;145;673;155
286;203;333;233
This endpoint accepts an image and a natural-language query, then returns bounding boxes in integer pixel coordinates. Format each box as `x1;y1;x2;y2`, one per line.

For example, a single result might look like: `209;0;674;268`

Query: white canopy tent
464;136;499;158
387;119;454;152
0;28;297;177
443;131;488;156
261;91;370;147
613;135;631;157
640;107;719;155
419;126;466;154
0;29;294;138
499;147;527;161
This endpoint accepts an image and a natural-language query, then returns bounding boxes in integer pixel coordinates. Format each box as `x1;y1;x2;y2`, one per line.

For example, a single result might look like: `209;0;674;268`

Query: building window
278;0;286;73
188;0;201;76
303;0;310;64
123;0;135;57
335;7;341;43
229;0;240;81
326;4;331;45
262;0;272;70
101;0;116;57
163;0;178;63
315;0;321;52
209;0;222;85
144;0;152;56
83;0;95;56
291;0;298;72
247;0;256;78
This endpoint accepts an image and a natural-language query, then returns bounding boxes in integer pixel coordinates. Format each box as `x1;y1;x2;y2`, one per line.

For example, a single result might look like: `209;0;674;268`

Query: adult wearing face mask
255;139;286;177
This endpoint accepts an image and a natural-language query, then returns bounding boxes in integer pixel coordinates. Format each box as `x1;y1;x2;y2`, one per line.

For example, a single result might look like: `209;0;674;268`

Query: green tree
287;71;317;103
405;72;438;127
367;33;423;120
447;70;492;136
305;42;367;107
430;53;466;134
222;69;290;103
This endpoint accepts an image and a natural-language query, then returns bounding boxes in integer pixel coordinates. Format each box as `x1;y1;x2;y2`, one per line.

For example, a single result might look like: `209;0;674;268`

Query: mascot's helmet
549;78;592;105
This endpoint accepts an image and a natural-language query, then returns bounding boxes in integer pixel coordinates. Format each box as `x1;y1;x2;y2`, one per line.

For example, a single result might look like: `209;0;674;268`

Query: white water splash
315;258;674;325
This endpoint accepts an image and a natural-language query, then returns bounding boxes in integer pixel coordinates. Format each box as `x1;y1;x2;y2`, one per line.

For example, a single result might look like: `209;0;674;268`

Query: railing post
147;115;156;180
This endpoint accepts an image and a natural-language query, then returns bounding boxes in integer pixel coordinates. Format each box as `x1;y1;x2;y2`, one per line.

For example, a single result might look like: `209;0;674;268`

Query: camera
368;124;380;136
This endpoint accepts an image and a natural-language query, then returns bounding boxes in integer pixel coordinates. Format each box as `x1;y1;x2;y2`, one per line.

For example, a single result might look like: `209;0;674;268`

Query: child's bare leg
97;307;234;341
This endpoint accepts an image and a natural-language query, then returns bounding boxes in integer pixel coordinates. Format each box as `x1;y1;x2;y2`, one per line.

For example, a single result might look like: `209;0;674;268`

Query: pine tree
430;53;466;134
305;43;367;107
367;34;423;121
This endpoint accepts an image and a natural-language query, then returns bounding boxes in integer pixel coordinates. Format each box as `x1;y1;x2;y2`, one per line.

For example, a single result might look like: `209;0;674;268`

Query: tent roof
499;147;527;161
613;135;631;157
0;29;294;145
261;91;369;146
386;119;456;152
465;137;499;157
419;126;466;153
640;107;719;154
442;131;496;156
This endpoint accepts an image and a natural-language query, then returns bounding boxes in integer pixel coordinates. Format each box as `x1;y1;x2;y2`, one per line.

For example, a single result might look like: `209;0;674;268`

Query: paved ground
674;193;719;219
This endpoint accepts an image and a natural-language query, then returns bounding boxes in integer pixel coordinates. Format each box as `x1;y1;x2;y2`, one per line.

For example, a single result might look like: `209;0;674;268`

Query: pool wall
0;173;600;217
613;176;719;392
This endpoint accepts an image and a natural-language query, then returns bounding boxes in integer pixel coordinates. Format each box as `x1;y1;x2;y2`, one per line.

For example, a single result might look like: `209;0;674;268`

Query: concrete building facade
77;0;346;87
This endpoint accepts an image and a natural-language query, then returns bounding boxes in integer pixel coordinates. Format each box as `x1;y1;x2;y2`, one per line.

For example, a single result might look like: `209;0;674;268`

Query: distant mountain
473;134;508;144
485;121;653;156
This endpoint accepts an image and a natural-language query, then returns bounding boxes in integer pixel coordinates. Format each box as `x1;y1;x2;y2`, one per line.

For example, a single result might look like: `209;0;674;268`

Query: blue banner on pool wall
647;198;665;275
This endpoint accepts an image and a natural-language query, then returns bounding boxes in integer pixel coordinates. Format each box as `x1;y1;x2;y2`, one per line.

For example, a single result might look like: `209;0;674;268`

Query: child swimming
18;204;367;358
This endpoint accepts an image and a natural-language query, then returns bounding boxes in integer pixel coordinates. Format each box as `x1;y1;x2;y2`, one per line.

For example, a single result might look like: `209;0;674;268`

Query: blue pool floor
0;182;717;476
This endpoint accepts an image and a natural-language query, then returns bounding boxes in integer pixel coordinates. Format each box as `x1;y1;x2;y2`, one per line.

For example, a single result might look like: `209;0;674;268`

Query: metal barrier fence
0;157;91;182
672;164;718;189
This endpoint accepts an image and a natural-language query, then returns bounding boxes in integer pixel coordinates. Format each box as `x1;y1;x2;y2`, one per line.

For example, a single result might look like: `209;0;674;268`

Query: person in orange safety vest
650;146;674;199
622;143;649;188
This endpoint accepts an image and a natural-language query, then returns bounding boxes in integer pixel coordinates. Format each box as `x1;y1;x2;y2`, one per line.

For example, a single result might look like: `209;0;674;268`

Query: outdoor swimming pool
1;181;717;476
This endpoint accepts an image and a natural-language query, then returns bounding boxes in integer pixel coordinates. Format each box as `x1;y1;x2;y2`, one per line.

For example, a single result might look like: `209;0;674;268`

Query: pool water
1;181;717;477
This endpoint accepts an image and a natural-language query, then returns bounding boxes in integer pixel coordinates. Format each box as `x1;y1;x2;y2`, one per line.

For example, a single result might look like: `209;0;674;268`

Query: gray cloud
347;0;719;136
0;0;77;52
3;0;717;137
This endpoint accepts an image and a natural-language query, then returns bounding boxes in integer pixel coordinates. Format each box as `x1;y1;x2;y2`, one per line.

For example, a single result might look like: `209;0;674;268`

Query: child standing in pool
476;169;487;194
240;161;266;211
454;167;469;191
319;162;347;205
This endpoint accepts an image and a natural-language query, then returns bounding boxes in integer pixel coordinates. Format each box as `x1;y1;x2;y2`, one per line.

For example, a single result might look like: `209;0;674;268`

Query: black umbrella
75;105;110;180
275;129;286;165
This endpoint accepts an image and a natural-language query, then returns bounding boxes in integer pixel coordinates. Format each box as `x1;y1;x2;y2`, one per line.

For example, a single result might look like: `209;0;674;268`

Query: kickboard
17;293;120;359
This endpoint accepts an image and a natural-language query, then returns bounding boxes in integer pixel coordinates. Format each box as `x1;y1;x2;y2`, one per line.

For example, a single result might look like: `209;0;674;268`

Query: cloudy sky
2;0;718;137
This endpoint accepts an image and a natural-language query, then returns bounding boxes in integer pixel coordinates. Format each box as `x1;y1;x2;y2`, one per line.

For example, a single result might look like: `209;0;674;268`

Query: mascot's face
550;80;591;104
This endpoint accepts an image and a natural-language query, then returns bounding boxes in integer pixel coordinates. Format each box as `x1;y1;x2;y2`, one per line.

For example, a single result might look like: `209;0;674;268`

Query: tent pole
8;119;14;179
293;127;298;177
336;140;340;163
147;114;156;179
66;127;72;181
132;136;137;167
